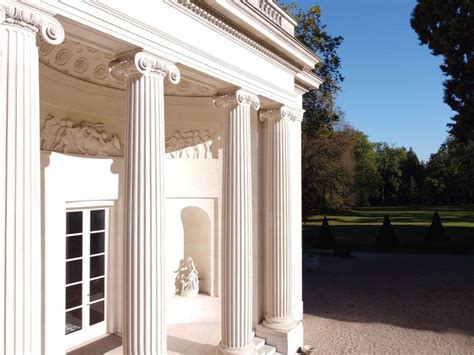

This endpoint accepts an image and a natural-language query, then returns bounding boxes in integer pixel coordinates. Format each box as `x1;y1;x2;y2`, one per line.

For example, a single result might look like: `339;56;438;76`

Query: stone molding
176;0;300;73
260;106;303;122
0;3;64;45
214;89;260;110
109;51;181;84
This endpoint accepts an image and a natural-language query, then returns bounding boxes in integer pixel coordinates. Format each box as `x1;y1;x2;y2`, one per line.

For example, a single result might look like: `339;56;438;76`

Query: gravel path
303;252;474;354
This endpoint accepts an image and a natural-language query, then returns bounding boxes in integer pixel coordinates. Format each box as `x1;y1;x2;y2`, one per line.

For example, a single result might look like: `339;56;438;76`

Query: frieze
41;115;124;157
165;129;215;159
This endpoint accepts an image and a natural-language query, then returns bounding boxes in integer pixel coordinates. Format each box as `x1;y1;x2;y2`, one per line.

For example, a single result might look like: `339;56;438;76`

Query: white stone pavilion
0;1;322;354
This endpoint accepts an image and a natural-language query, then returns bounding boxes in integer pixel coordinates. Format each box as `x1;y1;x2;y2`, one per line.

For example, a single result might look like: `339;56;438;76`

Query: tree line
302;125;474;217
285;0;473;219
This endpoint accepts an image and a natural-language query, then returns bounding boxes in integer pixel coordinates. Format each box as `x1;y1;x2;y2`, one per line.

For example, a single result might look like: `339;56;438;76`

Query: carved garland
176;0;300;73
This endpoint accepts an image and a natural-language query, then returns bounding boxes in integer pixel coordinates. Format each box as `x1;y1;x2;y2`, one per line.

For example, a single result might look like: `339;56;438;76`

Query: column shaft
263;114;294;326
110;52;180;355
0;6;64;354
215;90;260;355
124;73;166;354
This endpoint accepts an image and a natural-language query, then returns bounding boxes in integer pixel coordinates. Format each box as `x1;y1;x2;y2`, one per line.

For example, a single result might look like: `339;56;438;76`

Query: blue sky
293;0;454;161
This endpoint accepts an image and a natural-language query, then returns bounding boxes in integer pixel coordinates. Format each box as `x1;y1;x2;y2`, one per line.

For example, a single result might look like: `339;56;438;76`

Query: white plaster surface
1;0;321;352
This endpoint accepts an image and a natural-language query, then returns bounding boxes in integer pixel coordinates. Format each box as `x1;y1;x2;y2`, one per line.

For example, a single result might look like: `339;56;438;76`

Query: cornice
214;89;260;110
0;2;64;45
175;0;301;74
24;0;300;105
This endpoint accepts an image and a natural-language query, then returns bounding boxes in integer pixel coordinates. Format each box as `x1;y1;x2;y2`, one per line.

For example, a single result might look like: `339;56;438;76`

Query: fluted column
110;52;180;355
214;90;260;355
0;5;64;354
259;107;302;330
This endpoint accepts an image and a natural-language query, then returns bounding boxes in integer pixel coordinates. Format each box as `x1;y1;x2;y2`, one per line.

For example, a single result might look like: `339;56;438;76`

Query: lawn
303;205;474;253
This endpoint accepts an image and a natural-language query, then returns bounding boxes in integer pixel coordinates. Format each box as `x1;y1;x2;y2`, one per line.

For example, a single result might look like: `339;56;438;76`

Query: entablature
21;0;321;106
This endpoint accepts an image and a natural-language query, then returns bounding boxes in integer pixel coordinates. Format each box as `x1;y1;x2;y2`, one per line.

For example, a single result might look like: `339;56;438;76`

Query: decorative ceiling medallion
55;48;72;66
73;57;90;73
39;37;218;96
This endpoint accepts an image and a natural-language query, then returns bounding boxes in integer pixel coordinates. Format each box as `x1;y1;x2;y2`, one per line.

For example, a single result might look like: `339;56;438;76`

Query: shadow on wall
303;253;474;336
181;206;212;295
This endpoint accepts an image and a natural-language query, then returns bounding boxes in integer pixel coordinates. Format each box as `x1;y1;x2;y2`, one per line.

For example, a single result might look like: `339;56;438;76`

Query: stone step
252;336;277;355
253;337;265;349
257;344;276;355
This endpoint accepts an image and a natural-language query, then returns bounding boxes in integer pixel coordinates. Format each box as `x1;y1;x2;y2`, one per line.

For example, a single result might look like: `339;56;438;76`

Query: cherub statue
174;257;199;297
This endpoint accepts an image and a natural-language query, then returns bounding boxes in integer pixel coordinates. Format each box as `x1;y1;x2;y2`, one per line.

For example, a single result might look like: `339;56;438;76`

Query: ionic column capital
109;51;181;84
260;106;304;122
214;89;260;110
0;3;64;45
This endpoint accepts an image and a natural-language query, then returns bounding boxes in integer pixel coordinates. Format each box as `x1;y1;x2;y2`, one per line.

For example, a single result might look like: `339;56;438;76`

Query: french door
65;208;108;348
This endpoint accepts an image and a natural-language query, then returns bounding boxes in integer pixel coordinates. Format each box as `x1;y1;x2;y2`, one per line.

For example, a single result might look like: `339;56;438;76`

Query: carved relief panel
41;114;124;157
165;129;218;159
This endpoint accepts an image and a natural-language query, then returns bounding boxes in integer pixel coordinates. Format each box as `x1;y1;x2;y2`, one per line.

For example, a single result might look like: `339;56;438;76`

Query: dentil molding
175;0;300;73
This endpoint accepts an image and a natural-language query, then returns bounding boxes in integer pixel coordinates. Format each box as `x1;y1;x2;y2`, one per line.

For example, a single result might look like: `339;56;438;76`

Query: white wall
41;152;124;355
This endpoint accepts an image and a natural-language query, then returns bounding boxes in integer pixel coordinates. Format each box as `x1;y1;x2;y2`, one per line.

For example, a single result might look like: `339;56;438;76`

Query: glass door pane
65;208;108;343
88;209;106;326
65;211;84;335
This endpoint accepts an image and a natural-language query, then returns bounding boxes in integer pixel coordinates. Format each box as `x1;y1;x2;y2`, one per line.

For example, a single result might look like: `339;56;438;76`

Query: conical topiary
376;214;399;248
425;211;448;242
318;216;335;248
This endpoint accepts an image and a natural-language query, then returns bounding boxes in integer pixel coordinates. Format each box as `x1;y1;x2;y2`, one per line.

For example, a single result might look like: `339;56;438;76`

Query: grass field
303;205;474;253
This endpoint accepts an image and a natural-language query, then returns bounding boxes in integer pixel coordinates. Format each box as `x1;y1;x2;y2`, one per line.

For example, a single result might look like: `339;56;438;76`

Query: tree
352;131;380;206
285;3;344;135
374;143;407;204
424;137;474;204
411;0;474;142
302;127;356;217
282;3;346;219
399;148;424;204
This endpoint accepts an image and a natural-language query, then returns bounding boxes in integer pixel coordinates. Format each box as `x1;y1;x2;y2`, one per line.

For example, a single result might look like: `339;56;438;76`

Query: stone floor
303;252;474;354
68;252;474;354
67;323;221;355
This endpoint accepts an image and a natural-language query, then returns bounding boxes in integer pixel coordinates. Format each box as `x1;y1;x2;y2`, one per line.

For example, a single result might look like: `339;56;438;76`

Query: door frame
64;201;114;350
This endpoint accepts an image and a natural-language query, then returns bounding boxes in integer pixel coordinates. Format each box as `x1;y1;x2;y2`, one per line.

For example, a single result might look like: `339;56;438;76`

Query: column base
256;321;303;354
216;342;256;355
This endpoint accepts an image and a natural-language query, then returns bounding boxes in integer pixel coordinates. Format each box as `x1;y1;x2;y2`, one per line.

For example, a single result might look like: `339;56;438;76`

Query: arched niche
181;206;212;295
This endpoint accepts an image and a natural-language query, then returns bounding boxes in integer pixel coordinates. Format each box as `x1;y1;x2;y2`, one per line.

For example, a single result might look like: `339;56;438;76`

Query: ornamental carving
55;49;72;66
73;57;90;74
214;89;260;110
0;4;65;45
260;106;304;122
109;51;181;84
165;129;215;159
38;38;217;95
93;64;108;80
41;115;124;157
175;0;299;73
